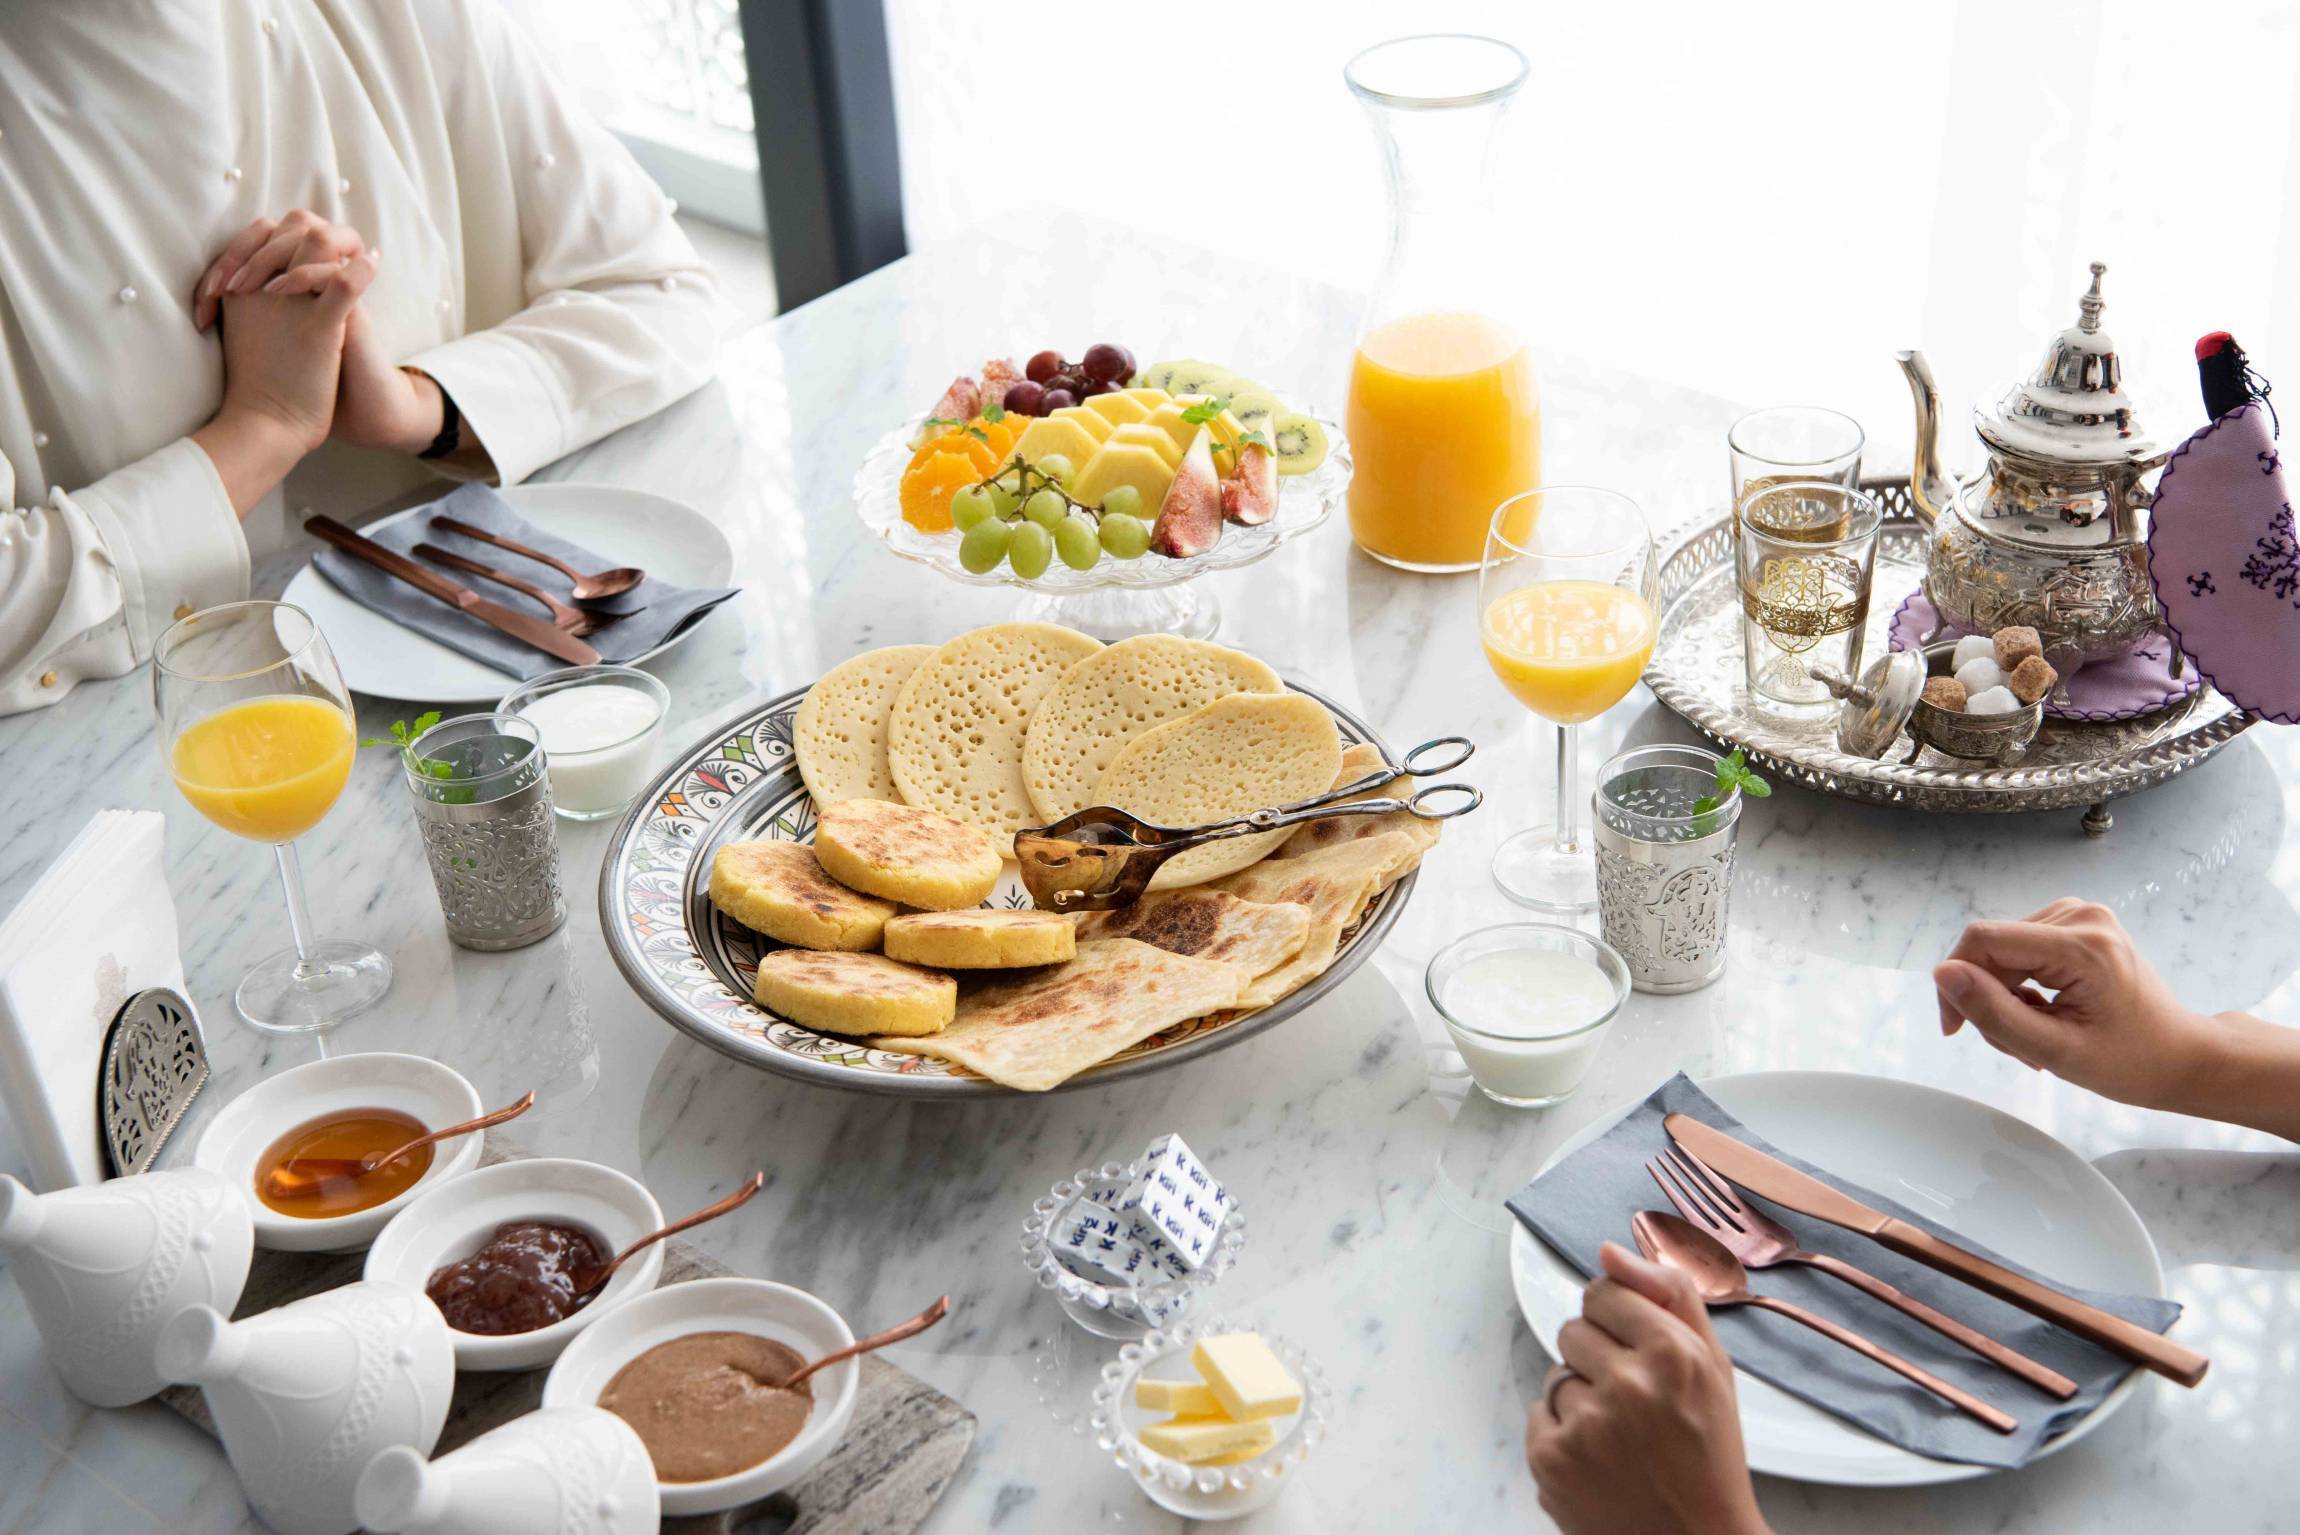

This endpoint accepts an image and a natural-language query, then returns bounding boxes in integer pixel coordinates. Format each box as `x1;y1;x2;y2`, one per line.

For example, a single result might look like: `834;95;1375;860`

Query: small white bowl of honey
192;1052;485;1252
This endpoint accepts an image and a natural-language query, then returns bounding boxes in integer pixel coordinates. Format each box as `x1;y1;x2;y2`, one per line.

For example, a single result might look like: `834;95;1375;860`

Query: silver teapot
1898;262;2172;691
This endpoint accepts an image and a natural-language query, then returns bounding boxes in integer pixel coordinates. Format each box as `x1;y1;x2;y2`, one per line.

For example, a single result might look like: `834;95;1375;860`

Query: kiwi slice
1269;411;1329;476
1222;387;1281;432
1140;359;1234;399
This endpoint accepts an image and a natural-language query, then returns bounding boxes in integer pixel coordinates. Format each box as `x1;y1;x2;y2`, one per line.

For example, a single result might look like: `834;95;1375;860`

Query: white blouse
0;0;720;715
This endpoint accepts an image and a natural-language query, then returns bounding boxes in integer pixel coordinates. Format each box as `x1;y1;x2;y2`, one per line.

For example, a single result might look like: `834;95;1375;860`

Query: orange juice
1346;310;1542;569
171;694;356;843
1482;582;1656;724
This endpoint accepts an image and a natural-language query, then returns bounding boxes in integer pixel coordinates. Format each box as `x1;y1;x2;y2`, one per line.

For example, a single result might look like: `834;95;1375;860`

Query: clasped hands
194;208;445;467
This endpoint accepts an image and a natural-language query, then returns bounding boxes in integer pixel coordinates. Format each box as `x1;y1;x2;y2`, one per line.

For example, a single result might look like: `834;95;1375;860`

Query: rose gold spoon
429;514;645;602
566;1171;767;1301
759;1295;952;1391
262;1091;536;1201
1631;1209;2017;1434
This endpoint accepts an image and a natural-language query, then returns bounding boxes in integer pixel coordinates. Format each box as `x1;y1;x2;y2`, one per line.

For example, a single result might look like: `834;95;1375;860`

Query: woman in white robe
0;0;720;714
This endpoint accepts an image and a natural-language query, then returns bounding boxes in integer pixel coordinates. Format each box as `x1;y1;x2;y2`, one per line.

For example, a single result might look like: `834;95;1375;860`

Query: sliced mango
1050;405;1115;443
1072;440;1177;511
1122;387;1174;411
1110;423;1183;470
1082;392;1153;427
1013;414;1105;469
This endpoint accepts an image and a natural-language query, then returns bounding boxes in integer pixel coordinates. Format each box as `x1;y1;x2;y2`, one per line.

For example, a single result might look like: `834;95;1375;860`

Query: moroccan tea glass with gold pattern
1736;481;1881;719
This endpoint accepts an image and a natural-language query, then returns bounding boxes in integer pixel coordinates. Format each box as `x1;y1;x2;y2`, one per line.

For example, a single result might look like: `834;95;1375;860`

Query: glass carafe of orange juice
1343;36;1540;572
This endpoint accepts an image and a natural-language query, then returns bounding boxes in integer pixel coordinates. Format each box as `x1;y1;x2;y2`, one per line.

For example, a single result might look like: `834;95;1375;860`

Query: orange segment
899;450;979;533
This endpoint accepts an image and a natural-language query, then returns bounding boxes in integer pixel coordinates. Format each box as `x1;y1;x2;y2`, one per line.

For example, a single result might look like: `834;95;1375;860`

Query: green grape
1099;484;1144;520
987;482;1019;519
1037;453;1076;486
1007;521;1054;579
1022;488;1068;529
1100;512;1151;559
958;517;1012;574
950;486;995;531
1054;515;1102;571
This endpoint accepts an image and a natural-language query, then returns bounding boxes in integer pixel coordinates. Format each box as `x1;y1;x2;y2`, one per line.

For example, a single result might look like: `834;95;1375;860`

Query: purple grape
1047;371;1085;396
1077;377;1114;399
1081;343;1133;383
1003;380;1046;417
1040;388;1077;413
1025;350;1064;385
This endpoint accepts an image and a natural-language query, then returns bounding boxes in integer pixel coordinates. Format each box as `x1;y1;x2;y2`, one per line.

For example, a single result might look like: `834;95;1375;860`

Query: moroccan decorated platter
598;679;1416;1098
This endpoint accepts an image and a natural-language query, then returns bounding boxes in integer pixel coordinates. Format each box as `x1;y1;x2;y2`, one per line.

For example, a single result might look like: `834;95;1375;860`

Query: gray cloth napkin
311;482;738;681
1507;1073;2182;1469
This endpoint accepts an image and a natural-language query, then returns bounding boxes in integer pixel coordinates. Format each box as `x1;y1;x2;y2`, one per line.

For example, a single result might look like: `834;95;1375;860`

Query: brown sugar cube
1992;625;2043;670
1921;676;1968;712
2006;654;2058;705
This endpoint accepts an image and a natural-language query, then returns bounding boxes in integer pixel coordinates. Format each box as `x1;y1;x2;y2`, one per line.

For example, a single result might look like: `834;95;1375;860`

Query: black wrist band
417;378;461;460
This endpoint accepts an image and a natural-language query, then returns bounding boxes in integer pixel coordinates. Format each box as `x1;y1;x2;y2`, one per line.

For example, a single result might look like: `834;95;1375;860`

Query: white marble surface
2;209;2296;1534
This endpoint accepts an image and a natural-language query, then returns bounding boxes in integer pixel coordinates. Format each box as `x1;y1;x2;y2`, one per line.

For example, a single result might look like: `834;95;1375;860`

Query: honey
254;1106;435;1218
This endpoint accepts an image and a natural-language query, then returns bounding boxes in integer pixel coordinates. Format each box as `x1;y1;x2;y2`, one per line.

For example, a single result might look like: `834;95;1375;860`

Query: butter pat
1138;1414;1278;1464
1115;1133;1231;1272
1191;1333;1302;1421
1135;1377;1221;1415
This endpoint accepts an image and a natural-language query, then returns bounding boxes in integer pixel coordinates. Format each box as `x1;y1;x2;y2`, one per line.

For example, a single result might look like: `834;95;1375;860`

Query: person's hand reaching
1525;1240;1770;1535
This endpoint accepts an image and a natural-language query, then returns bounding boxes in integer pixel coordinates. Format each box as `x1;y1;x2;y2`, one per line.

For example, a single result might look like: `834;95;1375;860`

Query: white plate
1507;1071;2165;1487
281;483;735;703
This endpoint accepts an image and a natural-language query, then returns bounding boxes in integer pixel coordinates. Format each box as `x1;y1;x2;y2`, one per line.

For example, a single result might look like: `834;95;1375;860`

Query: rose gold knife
306;515;601;667
1663;1113;2208;1387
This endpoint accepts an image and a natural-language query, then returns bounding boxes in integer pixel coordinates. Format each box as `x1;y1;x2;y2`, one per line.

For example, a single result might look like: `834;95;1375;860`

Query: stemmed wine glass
1476;488;1659;911
153;601;392;1032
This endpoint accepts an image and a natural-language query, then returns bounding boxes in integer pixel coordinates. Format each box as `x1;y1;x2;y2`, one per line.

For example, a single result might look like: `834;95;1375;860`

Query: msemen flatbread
872;938;1246;1091
1022;636;1282;822
1272;742;1443;869
888;623;1103;853
794;644;937;805
1212;831;1422;1008
1094;691;1342;889
1073;889;1310;978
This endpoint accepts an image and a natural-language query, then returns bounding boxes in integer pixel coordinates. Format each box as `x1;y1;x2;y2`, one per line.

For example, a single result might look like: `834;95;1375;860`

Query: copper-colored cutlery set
304;513;647;666
1632;1115;2208;1436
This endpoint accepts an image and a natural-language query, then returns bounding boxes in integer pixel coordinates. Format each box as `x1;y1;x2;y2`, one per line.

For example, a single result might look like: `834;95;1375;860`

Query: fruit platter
854;345;1350;638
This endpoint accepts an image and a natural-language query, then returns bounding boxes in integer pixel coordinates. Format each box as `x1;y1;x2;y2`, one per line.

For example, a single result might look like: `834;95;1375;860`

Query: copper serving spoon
566;1171;767;1301
429;514;645;603
1631;1210;2017;1434
759;1295;952;1392
261;1091;536;1201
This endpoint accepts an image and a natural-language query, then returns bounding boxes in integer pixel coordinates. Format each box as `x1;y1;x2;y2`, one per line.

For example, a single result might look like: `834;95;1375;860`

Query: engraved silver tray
1642;479;2251;827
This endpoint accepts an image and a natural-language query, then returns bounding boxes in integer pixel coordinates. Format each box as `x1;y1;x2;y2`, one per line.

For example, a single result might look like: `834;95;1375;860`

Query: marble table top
3;209;2295;1534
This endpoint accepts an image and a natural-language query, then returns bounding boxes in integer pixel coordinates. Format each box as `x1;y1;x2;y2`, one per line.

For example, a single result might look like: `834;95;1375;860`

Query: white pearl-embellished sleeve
0;439;248;715
397;0;720;488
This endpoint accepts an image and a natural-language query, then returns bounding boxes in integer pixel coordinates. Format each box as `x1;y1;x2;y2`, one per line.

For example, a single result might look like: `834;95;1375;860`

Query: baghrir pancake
872;938;1247;1091
793;643;937;805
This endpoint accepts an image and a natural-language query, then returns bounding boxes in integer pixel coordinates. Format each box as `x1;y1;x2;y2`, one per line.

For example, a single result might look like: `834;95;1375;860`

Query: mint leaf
1239;430;1271;451
924;416;959;430
981;403;1006;423
411;710;440;735
1180;396;1231;425
966;426;990;443
1691;794;1720;816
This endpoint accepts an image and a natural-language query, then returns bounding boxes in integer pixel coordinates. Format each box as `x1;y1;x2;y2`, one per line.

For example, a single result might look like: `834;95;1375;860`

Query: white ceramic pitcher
156;1279;455;1535
355;1406;660;1535
0;1167;252;1407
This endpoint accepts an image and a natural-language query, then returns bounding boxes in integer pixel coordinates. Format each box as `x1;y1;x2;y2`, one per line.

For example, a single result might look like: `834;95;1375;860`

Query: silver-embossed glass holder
404;713;566;951
1593;744;1739;994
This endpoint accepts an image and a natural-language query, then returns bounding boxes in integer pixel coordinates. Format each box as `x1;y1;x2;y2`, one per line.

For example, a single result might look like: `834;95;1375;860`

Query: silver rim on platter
598;677;1415;1097
853;404;1350;592
1641;479;2252;814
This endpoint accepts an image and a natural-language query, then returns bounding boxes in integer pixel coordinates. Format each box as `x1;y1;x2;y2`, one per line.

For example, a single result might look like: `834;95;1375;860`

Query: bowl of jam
541;1278;861;1517
192;1053;486;1253
364;1156;667;1371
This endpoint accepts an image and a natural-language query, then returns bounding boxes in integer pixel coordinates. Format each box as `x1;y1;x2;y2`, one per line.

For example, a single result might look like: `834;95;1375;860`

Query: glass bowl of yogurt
498;665;670;821
1425;923;1630;1108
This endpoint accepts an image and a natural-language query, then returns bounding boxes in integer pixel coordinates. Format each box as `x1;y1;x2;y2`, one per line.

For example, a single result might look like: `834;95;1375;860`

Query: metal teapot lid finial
2076;260;2106;334
1974;259;2163;471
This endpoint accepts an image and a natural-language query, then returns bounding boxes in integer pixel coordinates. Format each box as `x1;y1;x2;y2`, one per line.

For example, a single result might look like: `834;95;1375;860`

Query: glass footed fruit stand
853;405;1350;640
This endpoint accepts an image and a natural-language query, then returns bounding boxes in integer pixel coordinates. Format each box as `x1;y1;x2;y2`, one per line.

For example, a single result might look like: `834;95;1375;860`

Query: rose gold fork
1645;1147;2078;1399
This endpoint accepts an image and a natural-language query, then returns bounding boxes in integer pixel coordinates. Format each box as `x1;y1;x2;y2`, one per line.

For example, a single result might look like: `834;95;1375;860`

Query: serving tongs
1015;736;1481;911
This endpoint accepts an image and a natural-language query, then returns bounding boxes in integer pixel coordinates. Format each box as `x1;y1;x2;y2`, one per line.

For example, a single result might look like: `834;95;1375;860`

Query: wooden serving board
159;1151;976;1534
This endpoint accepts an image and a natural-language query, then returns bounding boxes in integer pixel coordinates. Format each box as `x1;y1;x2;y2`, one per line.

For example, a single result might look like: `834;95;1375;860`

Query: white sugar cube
1954;657;2007;695
1952;634;1997;670
1114;1133;1231;1273
1965;685;2021;715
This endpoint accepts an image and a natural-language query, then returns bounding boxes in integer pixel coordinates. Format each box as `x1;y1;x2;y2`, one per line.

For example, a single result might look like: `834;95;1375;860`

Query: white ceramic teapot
156;1279;455;1535
0;1167;252;1407
355;1406;661;1535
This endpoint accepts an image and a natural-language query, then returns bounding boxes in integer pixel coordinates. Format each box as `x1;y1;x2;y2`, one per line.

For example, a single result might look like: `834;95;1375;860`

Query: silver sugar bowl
1898;261;2172;695
1809;642;2045;769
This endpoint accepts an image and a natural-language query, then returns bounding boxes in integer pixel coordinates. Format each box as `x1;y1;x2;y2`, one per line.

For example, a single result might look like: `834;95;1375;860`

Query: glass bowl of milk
1425;924;1630;1108
498;665;670;821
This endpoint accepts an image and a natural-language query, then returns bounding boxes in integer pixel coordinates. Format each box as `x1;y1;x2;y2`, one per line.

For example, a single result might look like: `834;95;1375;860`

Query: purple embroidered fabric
1888;590;2199;722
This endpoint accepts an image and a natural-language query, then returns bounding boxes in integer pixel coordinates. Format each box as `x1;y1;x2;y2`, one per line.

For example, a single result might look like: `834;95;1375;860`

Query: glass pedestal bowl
1020;1159;1246;1341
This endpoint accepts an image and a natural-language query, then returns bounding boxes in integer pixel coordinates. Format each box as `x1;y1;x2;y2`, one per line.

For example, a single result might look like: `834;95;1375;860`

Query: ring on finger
1542;1365;1586;1417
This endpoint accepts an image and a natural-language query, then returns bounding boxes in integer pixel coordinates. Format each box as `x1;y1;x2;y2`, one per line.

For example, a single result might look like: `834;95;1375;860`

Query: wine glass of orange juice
153;601;392;1033
1477;489;1658;911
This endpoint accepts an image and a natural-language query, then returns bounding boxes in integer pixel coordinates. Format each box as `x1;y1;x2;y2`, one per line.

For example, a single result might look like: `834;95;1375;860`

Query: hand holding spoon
567;1171;766;1301
760;1295;952;1391
1630;1210;2017;1435
262;1091;536;1201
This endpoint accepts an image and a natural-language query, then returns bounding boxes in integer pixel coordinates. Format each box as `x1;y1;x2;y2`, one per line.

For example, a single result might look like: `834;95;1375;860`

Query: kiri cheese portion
1138;1414;1279;1464
1135;1378;1222;1416
1190;1333;1302;1421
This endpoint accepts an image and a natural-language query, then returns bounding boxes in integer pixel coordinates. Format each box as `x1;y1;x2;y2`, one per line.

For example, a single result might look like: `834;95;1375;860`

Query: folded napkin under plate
1508;1073;2180;1469
312;483;738;682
